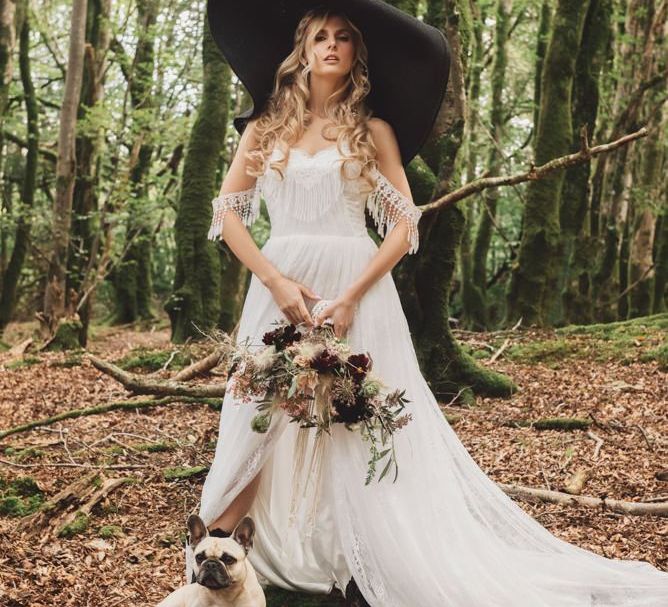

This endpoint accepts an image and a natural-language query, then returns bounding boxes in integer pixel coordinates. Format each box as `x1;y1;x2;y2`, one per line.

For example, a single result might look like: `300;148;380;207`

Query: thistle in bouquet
222;318;413;485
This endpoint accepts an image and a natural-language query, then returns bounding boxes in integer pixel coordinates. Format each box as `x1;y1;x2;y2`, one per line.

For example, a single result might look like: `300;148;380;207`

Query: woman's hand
313;294;358;339
266;275;320;327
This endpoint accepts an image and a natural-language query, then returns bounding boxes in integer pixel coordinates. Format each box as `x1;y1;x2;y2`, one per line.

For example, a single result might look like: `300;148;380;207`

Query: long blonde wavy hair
245;6;379;193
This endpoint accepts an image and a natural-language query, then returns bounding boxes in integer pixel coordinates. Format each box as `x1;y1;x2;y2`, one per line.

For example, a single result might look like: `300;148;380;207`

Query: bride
186;3;668;606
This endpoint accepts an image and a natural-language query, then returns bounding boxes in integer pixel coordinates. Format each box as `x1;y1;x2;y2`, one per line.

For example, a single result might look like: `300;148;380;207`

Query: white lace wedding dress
185;140;668;606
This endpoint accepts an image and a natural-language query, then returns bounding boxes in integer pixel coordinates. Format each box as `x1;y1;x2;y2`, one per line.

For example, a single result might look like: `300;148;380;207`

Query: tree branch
419;127;648;215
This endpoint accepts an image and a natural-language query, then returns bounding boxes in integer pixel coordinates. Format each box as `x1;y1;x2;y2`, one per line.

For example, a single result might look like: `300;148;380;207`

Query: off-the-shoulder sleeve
207;177;263;241
365;168;421;254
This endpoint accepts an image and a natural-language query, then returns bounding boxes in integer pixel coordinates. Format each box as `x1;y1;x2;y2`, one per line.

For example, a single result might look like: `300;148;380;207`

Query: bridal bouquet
224;316;413;485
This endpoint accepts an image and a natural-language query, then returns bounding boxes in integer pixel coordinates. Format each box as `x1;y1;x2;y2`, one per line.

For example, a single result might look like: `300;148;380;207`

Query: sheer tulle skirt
185;233;668;606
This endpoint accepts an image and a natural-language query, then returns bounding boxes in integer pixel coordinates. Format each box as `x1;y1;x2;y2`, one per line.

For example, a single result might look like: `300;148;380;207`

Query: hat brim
207;0;450;166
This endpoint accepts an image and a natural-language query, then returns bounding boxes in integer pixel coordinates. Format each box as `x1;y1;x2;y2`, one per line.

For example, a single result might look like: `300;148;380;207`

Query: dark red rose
262;323;302;351
310;348;342;373
332;393;373;424
347;353;371;382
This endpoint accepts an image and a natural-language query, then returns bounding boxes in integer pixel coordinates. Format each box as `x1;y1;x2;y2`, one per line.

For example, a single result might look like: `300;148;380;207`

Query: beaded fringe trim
366;169;422;254
206;177;263;241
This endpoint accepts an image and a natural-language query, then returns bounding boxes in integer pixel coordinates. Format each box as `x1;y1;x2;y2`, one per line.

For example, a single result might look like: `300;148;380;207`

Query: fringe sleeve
207;177;263;242
366;168;422;254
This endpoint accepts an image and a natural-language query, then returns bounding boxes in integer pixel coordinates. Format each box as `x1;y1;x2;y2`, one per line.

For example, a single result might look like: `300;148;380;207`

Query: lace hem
366;169;421;254
207;178;263;241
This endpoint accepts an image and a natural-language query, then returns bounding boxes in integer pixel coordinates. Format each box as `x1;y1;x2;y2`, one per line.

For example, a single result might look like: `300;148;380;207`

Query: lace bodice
208;141;421;253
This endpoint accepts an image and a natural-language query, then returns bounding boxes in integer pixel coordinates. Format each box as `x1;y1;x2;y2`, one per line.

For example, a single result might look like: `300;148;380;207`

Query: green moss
265;586;345;606
6;355;41;369
505;417;591;431
52;353;84;368
43;318;84;352
115;347;191;371
58;511;89;538
0;476;44;517
163;465;208;481
640;341;668;371
506;339;577;363
4;446;45;462
98;524;124;539
102;445;125;456
135;440;178;453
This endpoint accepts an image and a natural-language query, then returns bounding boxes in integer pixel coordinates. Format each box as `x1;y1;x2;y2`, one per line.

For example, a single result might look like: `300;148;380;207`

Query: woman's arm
210;119;280;287
342;117;418;302
211;120;320;326
314;118;420;337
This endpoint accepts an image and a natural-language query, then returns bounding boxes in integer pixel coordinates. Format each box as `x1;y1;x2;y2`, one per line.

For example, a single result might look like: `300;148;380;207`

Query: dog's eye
195;553;205;563
222;554;237;565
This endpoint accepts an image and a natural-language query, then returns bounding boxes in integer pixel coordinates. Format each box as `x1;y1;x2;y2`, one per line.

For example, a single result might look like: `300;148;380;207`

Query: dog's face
187;514;256;590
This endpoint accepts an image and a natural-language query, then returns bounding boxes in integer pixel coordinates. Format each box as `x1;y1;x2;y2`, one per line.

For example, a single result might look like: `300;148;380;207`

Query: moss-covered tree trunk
628;39;667;316
470;0;511;330
458;1;486;331
560;0;612;325
402;0;515;403
592;0;661;321
0;1;35;334
66;0;110;346
653;206;668;313
113;0;159;323
505;0;590;327
165;18;231;343
533;0;553;149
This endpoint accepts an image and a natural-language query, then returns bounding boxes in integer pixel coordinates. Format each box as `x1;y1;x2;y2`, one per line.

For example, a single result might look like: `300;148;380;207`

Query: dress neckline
291;144;339;159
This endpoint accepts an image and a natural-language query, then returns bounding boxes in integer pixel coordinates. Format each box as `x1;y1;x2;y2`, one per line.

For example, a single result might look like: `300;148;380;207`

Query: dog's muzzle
197;560;232;589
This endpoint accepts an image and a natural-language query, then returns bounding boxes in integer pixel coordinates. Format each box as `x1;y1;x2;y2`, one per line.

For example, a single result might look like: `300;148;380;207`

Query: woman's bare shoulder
367;117;400;162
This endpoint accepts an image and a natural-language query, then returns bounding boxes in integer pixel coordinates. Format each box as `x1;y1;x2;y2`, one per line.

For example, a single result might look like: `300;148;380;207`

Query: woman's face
308;15;355;78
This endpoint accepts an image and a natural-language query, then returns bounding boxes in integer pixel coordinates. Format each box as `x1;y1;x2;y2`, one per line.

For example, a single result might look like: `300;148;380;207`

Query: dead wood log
172;346;228;381
563;467;590;495
504;417;592;431
87;354;228;397
17;472;132;538
0;395;219;440
498;482;668;517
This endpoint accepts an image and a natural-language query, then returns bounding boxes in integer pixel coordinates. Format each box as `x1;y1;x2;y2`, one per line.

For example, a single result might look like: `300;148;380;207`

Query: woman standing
187;2;668;605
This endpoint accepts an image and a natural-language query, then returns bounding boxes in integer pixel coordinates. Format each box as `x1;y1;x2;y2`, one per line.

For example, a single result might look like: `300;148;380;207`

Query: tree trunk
0;0;35;334
560;0;612;325
165;17;231;343
470;0;511;330
532;0;552;149
506;0;590;327
412;0;515;403
592;0;662;320
113;0;159;324
66;0;111;346
458;0;486;331
41;0;88;338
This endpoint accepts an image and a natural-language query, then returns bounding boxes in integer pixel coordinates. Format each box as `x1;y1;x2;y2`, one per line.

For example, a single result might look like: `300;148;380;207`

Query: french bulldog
157;514;266;607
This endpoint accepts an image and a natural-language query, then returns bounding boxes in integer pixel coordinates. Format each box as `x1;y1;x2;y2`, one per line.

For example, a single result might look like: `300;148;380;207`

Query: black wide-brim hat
207;0;451;167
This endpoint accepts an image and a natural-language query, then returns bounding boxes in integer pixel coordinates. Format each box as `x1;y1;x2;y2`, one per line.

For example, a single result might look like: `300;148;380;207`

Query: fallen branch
419;126;648;215
172;346;227;381
87;354;228;397
0;395;219;440
498;482;668;517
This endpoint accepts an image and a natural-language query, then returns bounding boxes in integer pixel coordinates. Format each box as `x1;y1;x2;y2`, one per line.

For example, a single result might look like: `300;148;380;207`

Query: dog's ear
187;514;208;549
233;516;255;554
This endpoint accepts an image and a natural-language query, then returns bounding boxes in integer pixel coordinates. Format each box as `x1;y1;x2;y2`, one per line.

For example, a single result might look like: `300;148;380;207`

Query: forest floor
0;314;666;606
